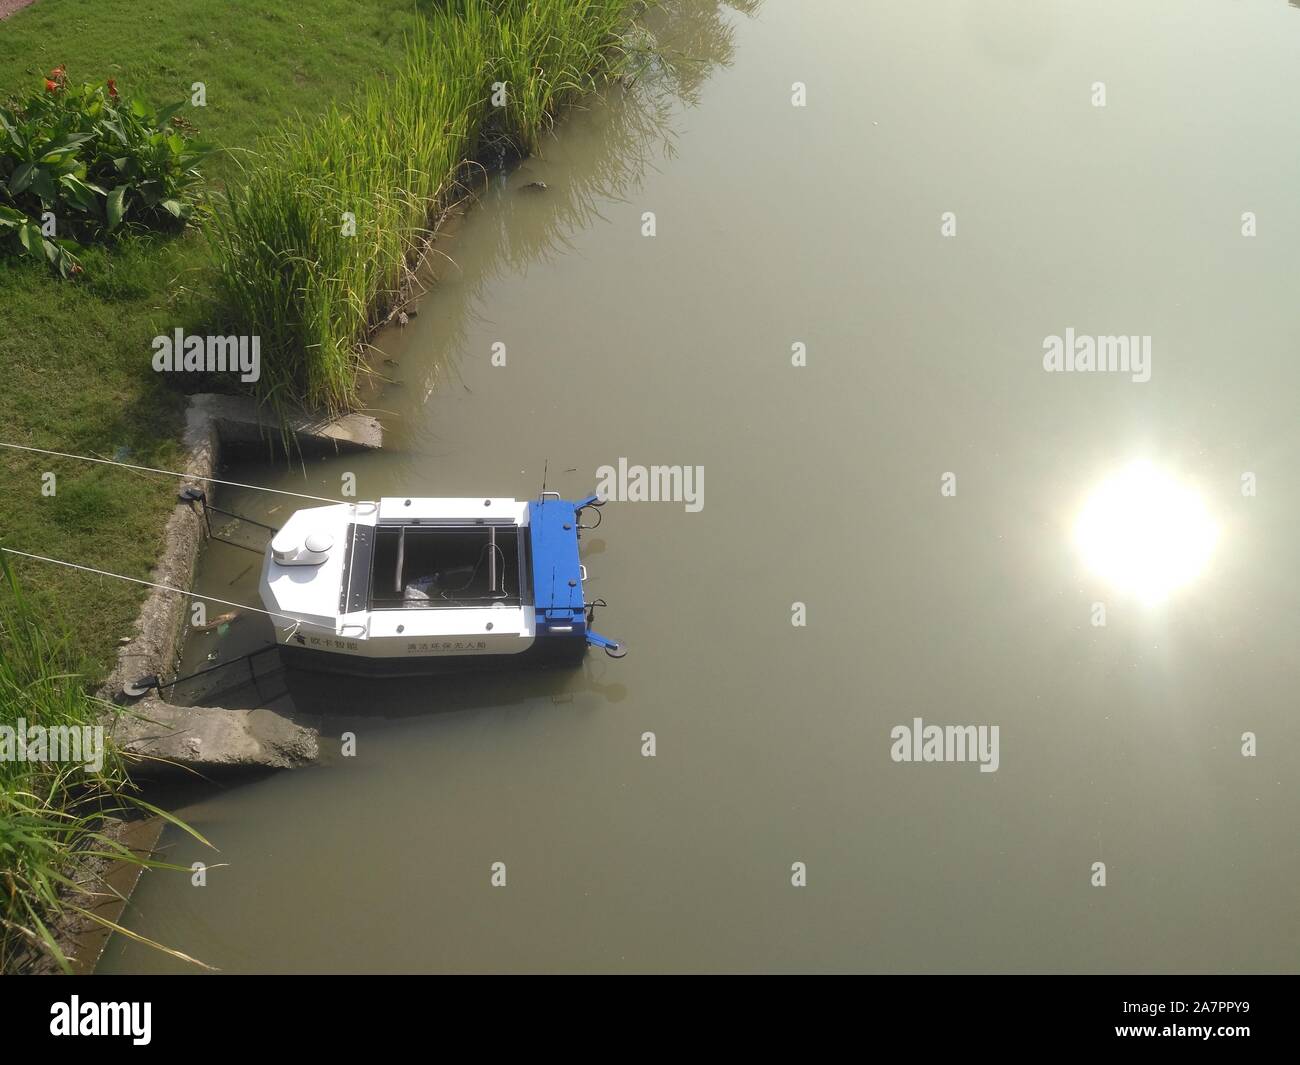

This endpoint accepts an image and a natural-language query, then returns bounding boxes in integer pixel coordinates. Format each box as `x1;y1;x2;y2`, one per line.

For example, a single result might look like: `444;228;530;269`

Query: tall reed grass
210;0;637;414
0;556;213;972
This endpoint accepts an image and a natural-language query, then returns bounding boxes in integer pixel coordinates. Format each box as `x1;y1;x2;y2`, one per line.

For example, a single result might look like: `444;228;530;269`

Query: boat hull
276;636;587;677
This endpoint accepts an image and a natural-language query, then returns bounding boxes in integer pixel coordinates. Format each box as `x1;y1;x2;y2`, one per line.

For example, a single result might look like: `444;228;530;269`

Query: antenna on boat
539;458;549;502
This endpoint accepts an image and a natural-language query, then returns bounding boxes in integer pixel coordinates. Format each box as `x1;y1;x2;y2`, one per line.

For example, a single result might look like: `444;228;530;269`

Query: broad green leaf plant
0;67;207;278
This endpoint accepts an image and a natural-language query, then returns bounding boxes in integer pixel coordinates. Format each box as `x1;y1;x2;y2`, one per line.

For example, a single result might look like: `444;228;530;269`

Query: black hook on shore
178;485;213;538
122;674;160;699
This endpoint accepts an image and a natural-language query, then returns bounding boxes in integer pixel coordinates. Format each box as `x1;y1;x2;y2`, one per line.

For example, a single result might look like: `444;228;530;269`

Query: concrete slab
188;393;383;451
111;696;318;776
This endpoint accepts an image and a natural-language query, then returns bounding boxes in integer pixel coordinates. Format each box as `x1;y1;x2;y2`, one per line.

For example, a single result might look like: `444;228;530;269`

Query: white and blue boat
258;492;622;676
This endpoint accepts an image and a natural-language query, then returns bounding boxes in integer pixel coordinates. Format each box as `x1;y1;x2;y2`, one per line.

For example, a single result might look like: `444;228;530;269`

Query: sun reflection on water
1074;462;1218;605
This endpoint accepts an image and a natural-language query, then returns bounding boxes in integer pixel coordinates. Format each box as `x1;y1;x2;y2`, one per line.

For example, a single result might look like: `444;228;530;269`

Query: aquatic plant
210;0;639;413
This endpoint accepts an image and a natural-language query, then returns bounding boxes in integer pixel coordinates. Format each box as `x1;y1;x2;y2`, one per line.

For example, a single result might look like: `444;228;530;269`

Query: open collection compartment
369;525;526;609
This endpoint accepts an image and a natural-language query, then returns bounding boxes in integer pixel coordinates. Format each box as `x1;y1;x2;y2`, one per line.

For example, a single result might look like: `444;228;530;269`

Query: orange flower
107;78;119;100
45;79;58;93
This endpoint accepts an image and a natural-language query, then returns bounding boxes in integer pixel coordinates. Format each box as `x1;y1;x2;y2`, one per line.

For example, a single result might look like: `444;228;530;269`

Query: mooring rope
0;441;345;504
0;547;301;626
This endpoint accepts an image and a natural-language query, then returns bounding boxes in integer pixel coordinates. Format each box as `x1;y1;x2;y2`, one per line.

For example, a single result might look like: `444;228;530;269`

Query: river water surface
101;0;1300;973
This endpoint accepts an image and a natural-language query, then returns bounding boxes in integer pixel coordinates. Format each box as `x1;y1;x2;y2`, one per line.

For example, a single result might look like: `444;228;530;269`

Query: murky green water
101;0;1300;973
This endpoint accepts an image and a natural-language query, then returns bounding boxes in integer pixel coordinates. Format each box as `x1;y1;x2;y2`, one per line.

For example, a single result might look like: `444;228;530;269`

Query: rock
110;696;318;777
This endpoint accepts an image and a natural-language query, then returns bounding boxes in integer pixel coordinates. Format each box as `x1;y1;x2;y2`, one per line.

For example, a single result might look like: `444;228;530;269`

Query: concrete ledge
99;399;216;714
189;392;383;451
96;392;377;774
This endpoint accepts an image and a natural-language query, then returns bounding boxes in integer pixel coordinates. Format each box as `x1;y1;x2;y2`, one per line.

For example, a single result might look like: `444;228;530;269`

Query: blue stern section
528;499;587;647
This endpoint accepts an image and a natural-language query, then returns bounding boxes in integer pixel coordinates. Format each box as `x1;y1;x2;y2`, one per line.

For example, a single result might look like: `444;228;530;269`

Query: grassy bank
212;0;639;413
0;0;428;679
0;558;211;973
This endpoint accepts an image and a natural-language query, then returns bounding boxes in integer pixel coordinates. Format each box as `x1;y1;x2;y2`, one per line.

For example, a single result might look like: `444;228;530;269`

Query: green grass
0;0;425;185
0;557;214;973
211;0;639;413
0;0;430;680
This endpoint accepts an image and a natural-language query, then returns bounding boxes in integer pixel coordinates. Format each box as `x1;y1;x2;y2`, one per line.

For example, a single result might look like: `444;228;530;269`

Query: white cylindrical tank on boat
271;530;333;566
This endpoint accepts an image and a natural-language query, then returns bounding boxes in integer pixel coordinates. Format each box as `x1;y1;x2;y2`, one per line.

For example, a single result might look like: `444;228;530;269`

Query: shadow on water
173;629;628;720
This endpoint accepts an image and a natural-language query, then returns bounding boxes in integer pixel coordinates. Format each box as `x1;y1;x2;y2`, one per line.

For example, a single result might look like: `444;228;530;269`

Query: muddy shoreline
0;0;39;23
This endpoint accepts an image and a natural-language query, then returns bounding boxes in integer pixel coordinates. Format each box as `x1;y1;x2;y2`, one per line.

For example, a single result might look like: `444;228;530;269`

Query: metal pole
396;526;405;594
